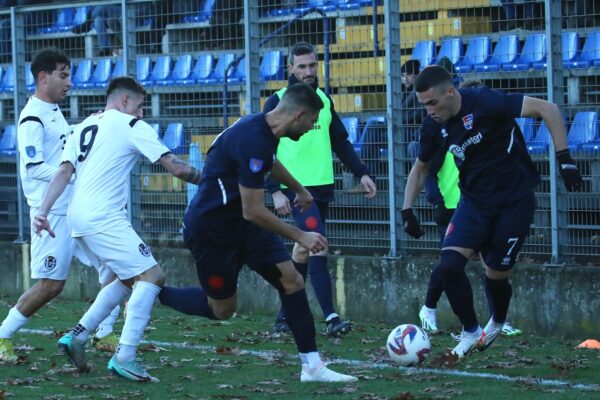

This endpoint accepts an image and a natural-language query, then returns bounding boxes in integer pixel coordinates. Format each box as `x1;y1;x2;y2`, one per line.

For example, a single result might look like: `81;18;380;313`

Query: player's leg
0;212;72;362
273;243;308;334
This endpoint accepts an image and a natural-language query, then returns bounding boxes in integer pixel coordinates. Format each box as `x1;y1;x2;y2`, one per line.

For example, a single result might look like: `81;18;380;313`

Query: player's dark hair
106;76;147;98
414;65;453;93
281;82;324;114
289;42;316;65
31;47;70;83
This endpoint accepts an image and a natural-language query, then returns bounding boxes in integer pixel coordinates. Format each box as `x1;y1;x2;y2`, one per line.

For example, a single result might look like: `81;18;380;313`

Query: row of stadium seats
0;51;285;92
411;31;600;72
266;0;381;16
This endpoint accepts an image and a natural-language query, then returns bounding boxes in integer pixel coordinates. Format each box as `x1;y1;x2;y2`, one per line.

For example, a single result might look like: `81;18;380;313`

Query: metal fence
0;0;598;262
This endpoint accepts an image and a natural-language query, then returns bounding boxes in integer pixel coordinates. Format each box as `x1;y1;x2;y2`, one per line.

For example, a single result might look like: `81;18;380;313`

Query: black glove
402;208;424;238
433;204;455;226
556;149;583;192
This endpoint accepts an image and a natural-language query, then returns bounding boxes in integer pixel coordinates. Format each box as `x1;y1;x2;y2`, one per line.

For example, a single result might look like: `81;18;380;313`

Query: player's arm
521;96;582;191
270;159;313;213
158;153;202;184
401;159;429;238
239;184;326;253
33;161;75;237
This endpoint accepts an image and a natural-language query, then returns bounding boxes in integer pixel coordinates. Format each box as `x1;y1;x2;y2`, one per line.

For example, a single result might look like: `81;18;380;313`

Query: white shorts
30;210;75;280
74;219;157;281
73;245;116;286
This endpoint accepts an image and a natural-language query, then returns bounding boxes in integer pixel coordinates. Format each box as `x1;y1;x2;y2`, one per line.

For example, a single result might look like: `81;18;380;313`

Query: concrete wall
0;241;598;337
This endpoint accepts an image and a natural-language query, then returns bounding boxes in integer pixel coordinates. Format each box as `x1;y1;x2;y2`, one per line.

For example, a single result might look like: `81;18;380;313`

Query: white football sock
0;307;29;339
78;280;131;341
299;351;322;369
95;305;120;339
117;281;160;362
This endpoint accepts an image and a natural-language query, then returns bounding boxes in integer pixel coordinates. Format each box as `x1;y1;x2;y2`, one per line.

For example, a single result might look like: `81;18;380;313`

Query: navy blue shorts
283;189;329;236
442;192;536;271
183;214;290;299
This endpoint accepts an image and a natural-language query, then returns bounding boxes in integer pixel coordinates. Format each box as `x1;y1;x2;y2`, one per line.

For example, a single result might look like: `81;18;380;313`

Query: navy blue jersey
184;114;277;233
418;87;540;207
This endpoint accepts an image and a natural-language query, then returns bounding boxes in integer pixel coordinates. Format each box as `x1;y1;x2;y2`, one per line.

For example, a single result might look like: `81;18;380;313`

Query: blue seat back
211;53;236;81
356;116;386;155
488;35;520;65
568;111;598;145
54;8;74;29
412;41;436;68
517;34;546;64
25;63;34;89
230;57;246;81
341;117;359;144
1;64;14;90
136;57;152;81
72;7;89;28
515;117;537;142
73;59;92;86
112;58;125;79
162;123;184;154
260;51;284;81
172;55;193;80
460;36;491;66
436;38;463;65
192;54;215;80
562;31;580;62
0;125;16;156
93;58;113;83
150;56;172;81
577;31;600;62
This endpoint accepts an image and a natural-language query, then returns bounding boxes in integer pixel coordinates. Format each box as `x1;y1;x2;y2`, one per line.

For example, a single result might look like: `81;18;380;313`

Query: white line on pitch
21;328;599;391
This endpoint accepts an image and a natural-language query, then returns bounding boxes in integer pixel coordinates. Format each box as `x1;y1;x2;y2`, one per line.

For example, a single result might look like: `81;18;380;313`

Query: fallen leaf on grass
390;393;415;400
215;346;241;355
72;384;112;390
140;344;169;353
427;352;460;368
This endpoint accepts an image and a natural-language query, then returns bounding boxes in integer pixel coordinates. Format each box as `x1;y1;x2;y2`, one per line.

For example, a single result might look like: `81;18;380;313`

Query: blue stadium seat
411;41;436;69
182;0;216;23
141;56;172;86
162;123;185;154
96;58;123;88
567;111;598;151
176;54;214;85
527;121;552;154
26;63;34;91
564;31;600;69
454;36;490;73
0;65;13;92
72;59;93;88
515;117;537;142
533;32;579;70
355;115;386;156
294;0;338;14
0;66;3;87
156;55;192;86
80;58;112;89
581;140;600;153
227;57;246;83
341;117;359;145
197;53;235;84
37;7;89;34
473;35;520;72
149;123;160;137
502;34;546;71
259;50;284;81
435;38;463;66
136;57;152;84
0;125;16;157
69;7;89;32
336;0;362;11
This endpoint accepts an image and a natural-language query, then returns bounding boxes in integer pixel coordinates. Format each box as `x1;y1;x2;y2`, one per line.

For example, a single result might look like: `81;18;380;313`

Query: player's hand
32;214;55;238
433;204;455;226
272;191;292;216
298;231;328;254
360;175;377;199
556;149;583;192
402;208;424;238
293;188;313;213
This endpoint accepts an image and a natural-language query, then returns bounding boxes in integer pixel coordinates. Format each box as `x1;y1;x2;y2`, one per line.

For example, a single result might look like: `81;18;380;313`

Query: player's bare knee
211;304;235;320
292;243;309;263
138;265;166;287
282;271;305;294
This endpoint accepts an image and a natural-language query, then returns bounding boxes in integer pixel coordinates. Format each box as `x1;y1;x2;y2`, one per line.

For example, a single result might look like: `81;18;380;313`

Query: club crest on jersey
249;158;263;173
25;146;36;158
44;255;57;271
441;129;448;138
462;114;474;130
138;243;151;257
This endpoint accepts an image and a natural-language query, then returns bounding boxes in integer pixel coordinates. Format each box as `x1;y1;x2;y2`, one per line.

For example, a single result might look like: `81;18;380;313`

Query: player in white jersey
0;48;119;362
33;76;202;382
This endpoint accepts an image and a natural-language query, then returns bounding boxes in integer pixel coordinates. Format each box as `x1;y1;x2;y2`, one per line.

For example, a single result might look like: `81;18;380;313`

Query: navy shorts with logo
183;211;290;299
442;191;536;270
283;189;328;236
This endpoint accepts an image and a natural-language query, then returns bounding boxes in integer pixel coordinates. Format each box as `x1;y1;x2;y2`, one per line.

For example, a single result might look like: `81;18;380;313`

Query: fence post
244;0;261;116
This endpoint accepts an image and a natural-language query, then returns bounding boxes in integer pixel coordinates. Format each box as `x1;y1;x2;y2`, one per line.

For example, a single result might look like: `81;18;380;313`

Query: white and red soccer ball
386;324;431;366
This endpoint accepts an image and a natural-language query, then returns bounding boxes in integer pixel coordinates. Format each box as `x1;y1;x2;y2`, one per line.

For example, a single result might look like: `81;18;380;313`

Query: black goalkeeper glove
433;204;455;226
401;208;424;238
556;149;583;192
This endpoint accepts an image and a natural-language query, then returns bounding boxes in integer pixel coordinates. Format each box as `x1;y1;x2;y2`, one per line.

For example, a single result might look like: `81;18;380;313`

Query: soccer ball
386;324;431;366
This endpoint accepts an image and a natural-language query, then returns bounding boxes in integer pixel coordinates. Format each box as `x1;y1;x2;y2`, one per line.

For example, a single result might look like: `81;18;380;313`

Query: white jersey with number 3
63;109;169;237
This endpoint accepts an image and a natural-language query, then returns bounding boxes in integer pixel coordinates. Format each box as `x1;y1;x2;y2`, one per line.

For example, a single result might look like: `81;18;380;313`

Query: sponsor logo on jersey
501;256;511;266
249;158;263;173
449;132;483;160
138;243;151;257
462;114;473;130
25;146;36;158
441;128;448;138
44;255;57;271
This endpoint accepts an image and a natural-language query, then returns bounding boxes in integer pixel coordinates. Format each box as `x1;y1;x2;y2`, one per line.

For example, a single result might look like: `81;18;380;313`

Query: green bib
275;87;334;188
437;151;460;209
